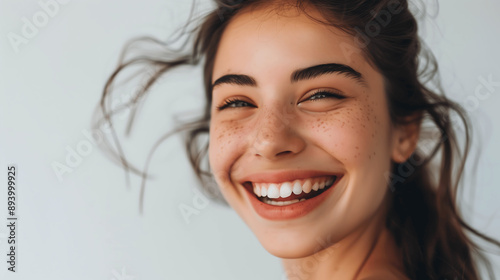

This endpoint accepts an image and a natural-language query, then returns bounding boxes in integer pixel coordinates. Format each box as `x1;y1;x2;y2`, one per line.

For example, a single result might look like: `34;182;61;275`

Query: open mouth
243;175;341;206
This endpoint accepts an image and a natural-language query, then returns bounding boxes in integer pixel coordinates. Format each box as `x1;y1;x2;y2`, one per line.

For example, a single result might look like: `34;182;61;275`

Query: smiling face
208;4;411;258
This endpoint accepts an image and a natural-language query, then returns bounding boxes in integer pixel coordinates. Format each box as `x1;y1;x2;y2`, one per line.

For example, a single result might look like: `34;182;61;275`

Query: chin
245;219;342;259
260;236;334;259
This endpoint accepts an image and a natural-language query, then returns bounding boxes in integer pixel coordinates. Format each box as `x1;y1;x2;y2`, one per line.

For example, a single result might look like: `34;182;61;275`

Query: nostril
276;150;293;157
254;150;292;158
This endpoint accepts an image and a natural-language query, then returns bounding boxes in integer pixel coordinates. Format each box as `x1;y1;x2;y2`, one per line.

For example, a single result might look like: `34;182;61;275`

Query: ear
391;114;422;163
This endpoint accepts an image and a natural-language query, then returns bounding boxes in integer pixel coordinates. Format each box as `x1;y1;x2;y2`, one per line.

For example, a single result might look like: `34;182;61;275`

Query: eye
216;98;256;111
297;89;347;111
304;89;346;102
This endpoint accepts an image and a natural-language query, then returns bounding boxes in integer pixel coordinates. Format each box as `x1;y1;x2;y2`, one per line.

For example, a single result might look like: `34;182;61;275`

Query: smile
241;171;343;220
253;176;337;206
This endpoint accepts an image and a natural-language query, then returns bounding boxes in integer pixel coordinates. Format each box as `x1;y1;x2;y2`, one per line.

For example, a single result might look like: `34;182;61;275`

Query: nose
250;106;306;160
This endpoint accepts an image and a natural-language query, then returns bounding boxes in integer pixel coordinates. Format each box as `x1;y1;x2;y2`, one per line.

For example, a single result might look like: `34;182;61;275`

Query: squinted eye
217;98;256;111
297;89;348;111
306;90;346;102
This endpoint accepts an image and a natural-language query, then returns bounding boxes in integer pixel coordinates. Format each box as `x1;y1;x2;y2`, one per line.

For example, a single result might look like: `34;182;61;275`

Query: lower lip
246;179;339;220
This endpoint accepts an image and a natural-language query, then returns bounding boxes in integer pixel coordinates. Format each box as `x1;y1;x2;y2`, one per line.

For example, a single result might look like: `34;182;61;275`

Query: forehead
212;4;373;83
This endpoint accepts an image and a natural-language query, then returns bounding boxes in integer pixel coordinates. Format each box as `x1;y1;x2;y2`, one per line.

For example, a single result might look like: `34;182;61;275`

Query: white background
0;0;499;279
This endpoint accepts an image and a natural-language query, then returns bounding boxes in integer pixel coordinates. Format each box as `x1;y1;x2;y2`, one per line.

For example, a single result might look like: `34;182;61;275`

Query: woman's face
208;5;408;258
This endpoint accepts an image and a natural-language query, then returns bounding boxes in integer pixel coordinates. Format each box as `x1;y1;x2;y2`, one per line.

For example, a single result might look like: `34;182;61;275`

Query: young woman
98;0;500;279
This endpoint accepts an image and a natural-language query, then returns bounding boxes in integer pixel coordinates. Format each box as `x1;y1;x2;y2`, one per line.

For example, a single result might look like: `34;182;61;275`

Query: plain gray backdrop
0;0;499;279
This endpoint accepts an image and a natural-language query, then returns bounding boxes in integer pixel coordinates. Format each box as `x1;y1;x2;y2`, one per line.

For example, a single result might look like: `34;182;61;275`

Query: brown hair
96;0;500;278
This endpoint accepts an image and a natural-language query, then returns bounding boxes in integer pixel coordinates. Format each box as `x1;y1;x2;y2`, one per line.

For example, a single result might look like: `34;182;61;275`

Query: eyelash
216;89;346;111
217;98;256;111
306;89;346;101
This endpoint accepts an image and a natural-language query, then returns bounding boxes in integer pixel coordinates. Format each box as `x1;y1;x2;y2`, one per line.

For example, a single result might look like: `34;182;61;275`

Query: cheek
308;97;391;166
208;119;247;181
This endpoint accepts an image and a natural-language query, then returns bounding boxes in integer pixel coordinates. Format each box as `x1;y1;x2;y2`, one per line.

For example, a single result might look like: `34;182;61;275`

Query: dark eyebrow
212;63;366;89
212;74;257;89
291;63;366;86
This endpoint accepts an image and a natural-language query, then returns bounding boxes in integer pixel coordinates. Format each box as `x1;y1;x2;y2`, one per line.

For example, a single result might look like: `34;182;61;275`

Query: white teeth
261;198;300;206
267;184;280;199
292;181;302;195
280;182;293;198
260;195;324;206
254;185;261;197
326;177;335;186
252;176;338;198
302;180;312;193
261;186;267;197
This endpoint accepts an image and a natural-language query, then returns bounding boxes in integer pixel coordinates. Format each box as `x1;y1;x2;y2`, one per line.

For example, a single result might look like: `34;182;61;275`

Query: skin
208;3;418;279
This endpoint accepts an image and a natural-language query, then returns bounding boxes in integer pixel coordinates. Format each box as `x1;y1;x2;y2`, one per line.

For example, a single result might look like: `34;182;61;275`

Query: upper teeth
252;176;335;199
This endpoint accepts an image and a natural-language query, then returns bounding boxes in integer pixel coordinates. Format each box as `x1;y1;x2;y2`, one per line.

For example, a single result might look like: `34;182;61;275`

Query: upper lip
239;170;342;184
